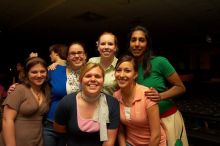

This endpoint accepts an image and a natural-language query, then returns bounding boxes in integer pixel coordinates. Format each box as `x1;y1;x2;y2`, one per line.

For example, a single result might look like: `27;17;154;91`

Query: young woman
44;42;87;146
114;55;166;146
0;57;50;146
128;25;188;146
54;63;120;146
88;32;118;95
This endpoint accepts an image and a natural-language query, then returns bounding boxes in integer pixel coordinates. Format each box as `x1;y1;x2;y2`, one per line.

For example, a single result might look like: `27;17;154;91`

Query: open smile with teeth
88;84;98;89
118;78;127;84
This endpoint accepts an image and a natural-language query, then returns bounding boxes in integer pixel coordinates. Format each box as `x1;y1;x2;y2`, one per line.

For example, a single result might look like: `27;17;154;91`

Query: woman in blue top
44;42;87;146
128;25;189;146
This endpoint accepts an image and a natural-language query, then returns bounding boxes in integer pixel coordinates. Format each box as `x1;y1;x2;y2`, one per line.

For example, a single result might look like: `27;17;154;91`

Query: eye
107;42;114;46
124;69;131;73
139;38;146;42
116;68;122;72
84;74;92;78
131;38;137;42
100;42;106;46
94;74;102;78
40;70;47;74
31;71;38;74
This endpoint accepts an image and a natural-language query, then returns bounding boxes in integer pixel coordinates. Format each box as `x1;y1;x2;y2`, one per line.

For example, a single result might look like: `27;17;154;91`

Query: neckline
30;88;43;105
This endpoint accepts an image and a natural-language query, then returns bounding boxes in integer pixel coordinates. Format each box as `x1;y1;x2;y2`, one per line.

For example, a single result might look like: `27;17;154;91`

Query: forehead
69;44;84;52
29;63;46;70
85;67;103;75
99;34;115;42
119;61;134;68
131;30;146;38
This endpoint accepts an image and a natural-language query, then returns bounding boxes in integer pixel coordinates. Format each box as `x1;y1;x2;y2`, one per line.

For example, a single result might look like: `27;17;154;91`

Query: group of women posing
0;25;188;146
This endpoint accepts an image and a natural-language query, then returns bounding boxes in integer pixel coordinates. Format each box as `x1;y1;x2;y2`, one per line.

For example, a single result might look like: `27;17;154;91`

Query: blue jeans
43;120;66;146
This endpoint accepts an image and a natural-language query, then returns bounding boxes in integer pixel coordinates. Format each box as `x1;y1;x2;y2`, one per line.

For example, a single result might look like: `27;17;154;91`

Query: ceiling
0;0;220;43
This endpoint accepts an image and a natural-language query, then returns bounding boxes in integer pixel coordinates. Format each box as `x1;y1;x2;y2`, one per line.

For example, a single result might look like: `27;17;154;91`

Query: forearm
118;132;126;146
2;119;16;146
117;124;126;146
149;132;160;146
102;129;118;146
160;85;185;100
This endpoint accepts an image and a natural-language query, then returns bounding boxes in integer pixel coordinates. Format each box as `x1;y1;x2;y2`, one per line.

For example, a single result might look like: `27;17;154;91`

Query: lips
117;78;127;85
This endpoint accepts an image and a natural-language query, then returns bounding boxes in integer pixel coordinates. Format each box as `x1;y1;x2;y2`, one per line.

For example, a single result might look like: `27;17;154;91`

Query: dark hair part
115;54;138;72
23;57;51;104
49;44;68;60
129;25;152;77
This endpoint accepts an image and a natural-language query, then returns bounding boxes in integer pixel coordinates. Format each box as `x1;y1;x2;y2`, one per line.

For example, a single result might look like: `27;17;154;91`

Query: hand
29;52;38;58
7;83;18;95
145;87;161;103
48;63;58;70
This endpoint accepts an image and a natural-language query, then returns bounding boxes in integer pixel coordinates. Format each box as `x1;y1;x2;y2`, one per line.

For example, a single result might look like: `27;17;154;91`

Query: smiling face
115;61;137;89
28;63;47;87
97;33;117;59
67;43;87;70
80;65;104;97
129;30;148;58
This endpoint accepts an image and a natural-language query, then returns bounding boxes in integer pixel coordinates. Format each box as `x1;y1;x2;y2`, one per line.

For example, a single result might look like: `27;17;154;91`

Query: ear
134;72;138;80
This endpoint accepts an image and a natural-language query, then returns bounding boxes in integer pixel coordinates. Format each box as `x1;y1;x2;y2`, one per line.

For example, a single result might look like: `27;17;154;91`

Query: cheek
99;79;104;84
130;42;134;47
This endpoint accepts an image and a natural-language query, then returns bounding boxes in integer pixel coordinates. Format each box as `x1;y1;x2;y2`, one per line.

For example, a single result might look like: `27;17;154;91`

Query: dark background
0;1;220;145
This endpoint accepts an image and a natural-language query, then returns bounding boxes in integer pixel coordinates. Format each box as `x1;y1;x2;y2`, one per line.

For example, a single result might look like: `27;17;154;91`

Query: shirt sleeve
107;96;120;129
158;56;176;77
3;85;25;111
54;95;70;125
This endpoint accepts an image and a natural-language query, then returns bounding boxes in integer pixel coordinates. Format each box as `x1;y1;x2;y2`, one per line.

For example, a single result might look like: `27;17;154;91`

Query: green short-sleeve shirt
137;56;176;114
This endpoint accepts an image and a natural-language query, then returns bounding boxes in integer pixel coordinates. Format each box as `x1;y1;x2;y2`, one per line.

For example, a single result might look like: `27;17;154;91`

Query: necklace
67;68;80;93
30;88;42;101
81;91;100;103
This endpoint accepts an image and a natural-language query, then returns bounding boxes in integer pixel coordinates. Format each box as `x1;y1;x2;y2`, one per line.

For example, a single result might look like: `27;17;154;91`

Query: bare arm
117;124;126;146
2;105;17;146
145;72;185;102
160;72;185;100
147;104;161;146
102;128;118;146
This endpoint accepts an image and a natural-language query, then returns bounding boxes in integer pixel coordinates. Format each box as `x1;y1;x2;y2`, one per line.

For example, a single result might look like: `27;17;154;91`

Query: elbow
181;85;186;93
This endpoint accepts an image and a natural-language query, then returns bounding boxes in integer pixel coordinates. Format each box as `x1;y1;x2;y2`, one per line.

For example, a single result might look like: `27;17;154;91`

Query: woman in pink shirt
113;55;166;146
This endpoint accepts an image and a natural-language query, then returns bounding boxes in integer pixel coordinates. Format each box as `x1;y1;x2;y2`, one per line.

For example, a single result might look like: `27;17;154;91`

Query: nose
104;44;110;49
135;40;140;46
36;72;42;77
119;71;125;77
90;75;96;81
74;53;80;57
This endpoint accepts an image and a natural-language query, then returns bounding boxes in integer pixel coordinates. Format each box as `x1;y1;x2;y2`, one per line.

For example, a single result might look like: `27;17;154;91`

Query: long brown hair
23;57;51;104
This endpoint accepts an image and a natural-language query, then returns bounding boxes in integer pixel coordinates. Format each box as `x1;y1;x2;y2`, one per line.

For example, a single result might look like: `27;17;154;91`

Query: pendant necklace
30;88;42;101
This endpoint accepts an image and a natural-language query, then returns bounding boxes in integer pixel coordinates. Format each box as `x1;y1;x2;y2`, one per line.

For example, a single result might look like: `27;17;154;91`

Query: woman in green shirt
128;25;189;146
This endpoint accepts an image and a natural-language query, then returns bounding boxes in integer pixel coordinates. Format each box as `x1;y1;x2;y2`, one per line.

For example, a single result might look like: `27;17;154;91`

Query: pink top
114;84;166;146
76;97;100;132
